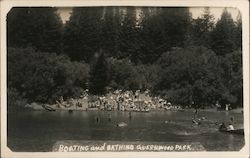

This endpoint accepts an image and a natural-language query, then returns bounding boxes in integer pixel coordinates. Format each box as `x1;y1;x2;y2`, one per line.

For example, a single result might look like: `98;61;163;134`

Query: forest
7;7;243;109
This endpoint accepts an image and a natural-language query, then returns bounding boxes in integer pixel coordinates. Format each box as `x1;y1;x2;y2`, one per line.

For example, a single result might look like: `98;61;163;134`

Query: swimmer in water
129;111;132;120
108;114;112;122
96;116;100;123
230;117;234;124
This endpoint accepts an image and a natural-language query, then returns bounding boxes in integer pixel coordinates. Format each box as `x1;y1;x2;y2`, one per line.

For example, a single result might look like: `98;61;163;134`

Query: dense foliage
7;7;63;53
155;47;229;107
7;7;243;108
8;47;89;104
89;52;109;94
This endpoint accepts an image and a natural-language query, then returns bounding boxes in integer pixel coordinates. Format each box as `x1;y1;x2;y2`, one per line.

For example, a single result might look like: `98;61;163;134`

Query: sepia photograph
1;0;249;158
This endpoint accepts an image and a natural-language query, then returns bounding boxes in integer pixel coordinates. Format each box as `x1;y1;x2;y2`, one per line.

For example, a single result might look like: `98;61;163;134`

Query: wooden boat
219;128;244;135
42;104;56;111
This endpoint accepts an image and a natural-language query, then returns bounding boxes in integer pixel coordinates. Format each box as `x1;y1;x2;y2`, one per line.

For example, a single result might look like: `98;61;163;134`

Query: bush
8;47;90;104
154;46;226;106
108;58;146;90
135;64;163;90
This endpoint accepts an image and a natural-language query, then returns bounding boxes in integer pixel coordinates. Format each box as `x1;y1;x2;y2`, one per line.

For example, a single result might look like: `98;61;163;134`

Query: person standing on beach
194;107;198;118
192;101;198;119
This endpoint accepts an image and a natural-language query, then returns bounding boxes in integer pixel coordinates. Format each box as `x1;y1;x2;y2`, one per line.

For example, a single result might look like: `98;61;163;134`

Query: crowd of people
86;89;185;112
55;89;185;112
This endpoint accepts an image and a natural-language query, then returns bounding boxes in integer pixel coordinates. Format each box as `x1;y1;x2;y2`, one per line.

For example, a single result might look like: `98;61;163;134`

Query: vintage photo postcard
1;0;249;158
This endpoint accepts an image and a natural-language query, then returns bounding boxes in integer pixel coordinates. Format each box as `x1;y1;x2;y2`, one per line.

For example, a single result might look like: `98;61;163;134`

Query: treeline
7;7;242;108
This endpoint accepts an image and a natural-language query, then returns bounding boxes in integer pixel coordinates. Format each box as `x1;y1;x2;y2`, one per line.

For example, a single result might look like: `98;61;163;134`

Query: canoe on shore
42;104;56;111
219;128;244;135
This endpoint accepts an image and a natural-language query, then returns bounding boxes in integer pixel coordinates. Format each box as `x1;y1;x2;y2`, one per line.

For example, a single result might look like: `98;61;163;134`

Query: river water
7;110;244;151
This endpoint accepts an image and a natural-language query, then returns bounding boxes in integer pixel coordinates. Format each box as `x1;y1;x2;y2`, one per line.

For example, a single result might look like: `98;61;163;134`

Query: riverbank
24;101;88;111
9;89;243;113
22;101;243;114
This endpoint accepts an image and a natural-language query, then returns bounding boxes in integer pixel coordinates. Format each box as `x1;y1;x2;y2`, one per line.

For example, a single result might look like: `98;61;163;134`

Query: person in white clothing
227;124;234;131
